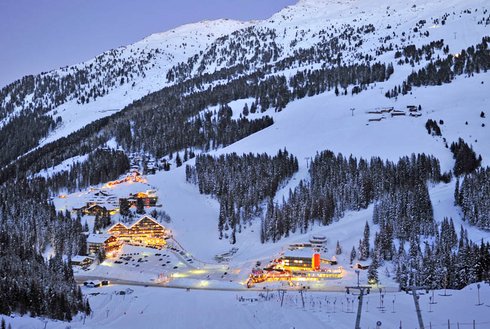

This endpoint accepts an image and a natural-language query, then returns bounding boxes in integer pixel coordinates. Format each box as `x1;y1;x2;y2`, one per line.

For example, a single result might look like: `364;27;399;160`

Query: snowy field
4;283;490;329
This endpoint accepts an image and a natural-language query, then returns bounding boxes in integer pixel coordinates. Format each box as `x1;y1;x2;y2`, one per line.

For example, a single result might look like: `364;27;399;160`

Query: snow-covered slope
20;0;488;260
38;19;253;147
3;0;490;327
144;71;489;264
2;0;488;153
0;19;251;145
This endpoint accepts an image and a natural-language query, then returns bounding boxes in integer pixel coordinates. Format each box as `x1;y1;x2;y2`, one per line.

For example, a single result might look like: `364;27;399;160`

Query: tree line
455;167;490;230
186;150;298;243
261;151;442;243
45;149;130;194
386;37;490;97
0;180;90;320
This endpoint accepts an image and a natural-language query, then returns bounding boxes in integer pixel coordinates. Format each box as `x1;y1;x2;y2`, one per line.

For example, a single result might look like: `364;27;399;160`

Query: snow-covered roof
132;215;162;228
108;222;128;231
71;255;94;262
87;233;112;244
283;248;320;259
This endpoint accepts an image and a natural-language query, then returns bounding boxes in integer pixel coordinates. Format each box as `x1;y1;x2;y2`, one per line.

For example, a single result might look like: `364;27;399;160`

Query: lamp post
355;269;360;287
477;283;483;306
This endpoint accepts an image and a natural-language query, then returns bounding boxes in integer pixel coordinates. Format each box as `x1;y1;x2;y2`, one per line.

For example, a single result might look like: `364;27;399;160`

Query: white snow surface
4;0;490;327
5;283;490;329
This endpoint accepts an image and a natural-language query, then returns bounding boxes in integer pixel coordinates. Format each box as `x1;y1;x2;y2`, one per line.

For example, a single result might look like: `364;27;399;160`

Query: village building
70;255;94;267
309;235;327;247
82;204;109;216
391;110;406;117
73;201;117;216
87;234;119;255
407;105;419;112
281;249;322;271
380;107;394;113
107;215;170;248
119;191;159;209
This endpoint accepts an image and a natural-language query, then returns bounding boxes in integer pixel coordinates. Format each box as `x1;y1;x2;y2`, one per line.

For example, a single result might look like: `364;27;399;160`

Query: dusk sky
0;0;296;88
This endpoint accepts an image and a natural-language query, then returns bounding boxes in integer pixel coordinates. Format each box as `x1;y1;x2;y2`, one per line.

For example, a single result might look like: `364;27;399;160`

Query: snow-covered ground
44;0;490;295
4;0;490;327
5;283;490;329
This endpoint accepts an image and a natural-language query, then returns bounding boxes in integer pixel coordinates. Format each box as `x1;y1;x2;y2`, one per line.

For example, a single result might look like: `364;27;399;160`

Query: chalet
107;215;170;247
368;117;384;122
82;204;108;216
87;234;119;255
119;191;159;209
70;255;94;267
367;110;383;114
407;105;419;112
409;112;422;117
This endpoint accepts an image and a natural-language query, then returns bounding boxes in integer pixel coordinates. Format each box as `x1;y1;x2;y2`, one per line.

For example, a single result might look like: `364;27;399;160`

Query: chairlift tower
405;286;429;329
346;285;371;329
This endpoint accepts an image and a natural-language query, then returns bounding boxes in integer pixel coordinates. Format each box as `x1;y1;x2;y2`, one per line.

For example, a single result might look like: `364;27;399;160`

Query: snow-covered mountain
1;0;490;327
2;0;489;269
1;0;489;253
5;0;485;270
1;0;488;152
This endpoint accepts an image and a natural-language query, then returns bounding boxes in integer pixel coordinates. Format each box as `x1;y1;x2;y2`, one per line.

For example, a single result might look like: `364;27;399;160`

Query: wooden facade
82;204;109;216
107;215;169;247
87;234;119;255
119;192;159;209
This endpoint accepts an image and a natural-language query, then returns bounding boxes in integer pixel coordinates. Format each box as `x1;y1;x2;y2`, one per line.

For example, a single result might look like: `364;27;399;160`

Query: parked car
83;280;101;288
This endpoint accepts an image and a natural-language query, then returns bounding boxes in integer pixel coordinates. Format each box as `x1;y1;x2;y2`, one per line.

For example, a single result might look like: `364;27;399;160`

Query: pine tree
454;177;460;205
361;222;370;260
367;256;379;284
136;198;145;215
350;246;357;264
242;103;249;116
336;240;342;255
85;299;91;315
175;153;182;167
96;248;106;264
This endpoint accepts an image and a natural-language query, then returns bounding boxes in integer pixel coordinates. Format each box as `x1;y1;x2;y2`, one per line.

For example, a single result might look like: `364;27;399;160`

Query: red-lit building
280;249;321;271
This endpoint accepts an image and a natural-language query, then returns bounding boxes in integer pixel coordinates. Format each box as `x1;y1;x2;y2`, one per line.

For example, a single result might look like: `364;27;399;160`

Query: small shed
70;255;94;267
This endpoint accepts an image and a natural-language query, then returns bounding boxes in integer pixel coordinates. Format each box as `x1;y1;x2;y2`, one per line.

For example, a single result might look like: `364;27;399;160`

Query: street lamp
477;283;483;306
355;269;360;287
